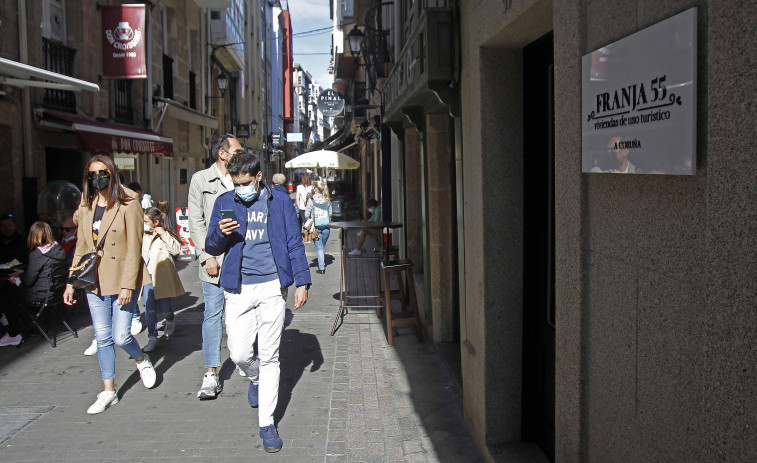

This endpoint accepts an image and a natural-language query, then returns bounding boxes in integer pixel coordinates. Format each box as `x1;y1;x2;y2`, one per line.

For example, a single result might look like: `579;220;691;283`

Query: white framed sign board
582;8;697;175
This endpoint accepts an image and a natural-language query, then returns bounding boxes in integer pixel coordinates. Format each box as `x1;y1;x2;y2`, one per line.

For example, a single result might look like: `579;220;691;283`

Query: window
189;71;197;109
163;54;174;99
42;38;76;112
114;80;134;124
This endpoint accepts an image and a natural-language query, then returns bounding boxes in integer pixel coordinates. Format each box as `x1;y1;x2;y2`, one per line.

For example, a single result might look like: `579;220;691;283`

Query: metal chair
19;273;78;347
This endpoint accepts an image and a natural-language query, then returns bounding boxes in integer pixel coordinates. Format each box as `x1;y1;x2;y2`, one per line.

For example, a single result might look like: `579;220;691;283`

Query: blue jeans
313;227;330;270
87;291;144;380
132;286;143;320
143;283;174;338
201;281;225;369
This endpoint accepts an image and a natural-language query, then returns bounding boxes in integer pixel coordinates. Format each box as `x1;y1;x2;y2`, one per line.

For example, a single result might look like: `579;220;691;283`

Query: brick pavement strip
0;243;481;462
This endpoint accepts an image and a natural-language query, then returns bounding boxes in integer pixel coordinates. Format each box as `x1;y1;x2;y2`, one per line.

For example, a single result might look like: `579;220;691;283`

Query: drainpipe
18;0;33;178
145;3;153;128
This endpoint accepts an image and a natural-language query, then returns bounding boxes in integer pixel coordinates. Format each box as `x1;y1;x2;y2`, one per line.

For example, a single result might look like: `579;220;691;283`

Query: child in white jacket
141;207;186;352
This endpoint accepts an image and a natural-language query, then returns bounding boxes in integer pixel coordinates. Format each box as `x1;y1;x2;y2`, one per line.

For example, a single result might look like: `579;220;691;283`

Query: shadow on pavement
119;293;202;396
273;328;324;426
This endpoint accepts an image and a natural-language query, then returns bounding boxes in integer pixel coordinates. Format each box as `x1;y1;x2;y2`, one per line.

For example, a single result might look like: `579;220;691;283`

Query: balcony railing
42;38;77;112
114;80;135;124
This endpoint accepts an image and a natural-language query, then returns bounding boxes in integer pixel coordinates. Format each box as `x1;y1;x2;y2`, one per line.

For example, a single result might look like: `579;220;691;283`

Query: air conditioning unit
41;0;67;44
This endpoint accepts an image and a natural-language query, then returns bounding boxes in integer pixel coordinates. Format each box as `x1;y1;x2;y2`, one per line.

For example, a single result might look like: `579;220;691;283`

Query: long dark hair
82;155;132;209
144;207;180;242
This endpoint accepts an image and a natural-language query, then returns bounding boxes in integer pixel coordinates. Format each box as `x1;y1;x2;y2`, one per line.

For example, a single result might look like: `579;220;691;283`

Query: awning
0;57;99;92
40;111;173;156
153;97;217;129
307;126;346;152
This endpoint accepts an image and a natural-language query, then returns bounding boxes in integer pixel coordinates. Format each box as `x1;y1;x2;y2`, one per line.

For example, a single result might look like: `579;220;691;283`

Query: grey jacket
187;164;232;283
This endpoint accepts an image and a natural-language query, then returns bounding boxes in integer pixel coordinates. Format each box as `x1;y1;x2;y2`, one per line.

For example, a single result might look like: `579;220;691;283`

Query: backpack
314;201;330;228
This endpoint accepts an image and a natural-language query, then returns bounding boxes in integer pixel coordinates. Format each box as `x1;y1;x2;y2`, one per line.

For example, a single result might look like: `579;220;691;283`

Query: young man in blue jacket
205;152;311;453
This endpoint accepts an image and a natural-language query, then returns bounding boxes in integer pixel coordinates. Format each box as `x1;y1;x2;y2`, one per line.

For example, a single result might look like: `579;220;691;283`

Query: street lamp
347;28;364;59
251;119;258;134
206;72;228;104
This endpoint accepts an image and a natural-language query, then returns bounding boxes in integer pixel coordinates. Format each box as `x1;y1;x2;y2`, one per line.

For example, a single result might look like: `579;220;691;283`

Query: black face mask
90;174;110;192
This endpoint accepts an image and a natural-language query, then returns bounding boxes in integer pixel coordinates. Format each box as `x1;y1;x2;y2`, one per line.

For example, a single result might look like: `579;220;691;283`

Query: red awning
41;111;173;156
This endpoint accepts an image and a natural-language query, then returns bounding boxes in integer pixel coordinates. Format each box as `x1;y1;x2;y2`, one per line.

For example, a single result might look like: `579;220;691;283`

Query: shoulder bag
67;205;119;289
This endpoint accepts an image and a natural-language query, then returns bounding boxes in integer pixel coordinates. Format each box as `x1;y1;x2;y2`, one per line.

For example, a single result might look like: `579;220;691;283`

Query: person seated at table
348;199;382;256
59;214;78;264
0;213;29;265
8;221;68;303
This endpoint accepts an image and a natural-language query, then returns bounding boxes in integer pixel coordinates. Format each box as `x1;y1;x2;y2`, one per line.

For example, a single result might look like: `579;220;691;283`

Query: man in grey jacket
188;133;246;399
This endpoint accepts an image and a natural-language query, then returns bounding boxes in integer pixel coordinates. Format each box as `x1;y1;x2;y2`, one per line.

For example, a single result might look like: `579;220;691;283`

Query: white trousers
224;279;286;427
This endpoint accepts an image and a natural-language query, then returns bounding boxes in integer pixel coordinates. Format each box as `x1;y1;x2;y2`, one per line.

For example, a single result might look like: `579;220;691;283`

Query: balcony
42;38;77;112
383;8;454;123
210;6;245;71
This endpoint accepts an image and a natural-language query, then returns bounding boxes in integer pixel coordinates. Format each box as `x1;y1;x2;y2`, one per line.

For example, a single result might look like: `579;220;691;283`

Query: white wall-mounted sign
582;8;697;175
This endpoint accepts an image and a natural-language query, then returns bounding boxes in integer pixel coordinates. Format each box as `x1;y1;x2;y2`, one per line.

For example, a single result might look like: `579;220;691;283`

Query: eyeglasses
87;170;110;179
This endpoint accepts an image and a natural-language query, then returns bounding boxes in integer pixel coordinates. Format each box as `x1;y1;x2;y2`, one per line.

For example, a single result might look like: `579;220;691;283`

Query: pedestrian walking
63;155;156;415
141;207;185;352
188;132;253;399
205;152;311;453
305;180;332;274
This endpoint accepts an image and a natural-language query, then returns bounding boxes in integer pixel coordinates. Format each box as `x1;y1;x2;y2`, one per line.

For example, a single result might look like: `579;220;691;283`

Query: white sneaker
84;339;98;356
348;248;362;256
137;354;156;388
130;318;143;336
164;320;175;337
142;336;158;353
87;390;118;414
197;372;221;399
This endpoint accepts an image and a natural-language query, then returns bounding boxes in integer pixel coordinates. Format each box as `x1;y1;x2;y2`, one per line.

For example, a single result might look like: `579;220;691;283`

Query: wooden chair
379;259;423;347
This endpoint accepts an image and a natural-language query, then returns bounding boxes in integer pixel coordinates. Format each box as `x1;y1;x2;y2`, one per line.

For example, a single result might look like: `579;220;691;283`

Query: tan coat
71;188;150;296
187;164;232;283
142;232;185;299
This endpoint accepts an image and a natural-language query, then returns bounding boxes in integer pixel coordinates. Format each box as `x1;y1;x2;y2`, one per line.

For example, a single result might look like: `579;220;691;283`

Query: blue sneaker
259;424;283;453
248;382;258;408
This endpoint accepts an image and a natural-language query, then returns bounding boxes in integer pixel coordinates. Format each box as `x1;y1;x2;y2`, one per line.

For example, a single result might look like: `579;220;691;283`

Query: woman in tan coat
63;155;157;415
141;207;186;352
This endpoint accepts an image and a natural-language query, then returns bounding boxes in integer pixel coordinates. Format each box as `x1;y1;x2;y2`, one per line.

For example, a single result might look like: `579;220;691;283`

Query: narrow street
0;232;481;462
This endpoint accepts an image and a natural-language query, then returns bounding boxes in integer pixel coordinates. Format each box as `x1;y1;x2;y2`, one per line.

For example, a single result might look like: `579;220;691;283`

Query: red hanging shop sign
101;5;147;79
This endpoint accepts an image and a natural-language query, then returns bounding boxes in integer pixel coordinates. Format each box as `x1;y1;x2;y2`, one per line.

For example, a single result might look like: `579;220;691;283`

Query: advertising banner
175;207;196;259
582;8;697;175
101;5;147;79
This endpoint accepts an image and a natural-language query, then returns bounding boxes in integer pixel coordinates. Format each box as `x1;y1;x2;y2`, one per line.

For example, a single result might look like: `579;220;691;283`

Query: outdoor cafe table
328;221;402;335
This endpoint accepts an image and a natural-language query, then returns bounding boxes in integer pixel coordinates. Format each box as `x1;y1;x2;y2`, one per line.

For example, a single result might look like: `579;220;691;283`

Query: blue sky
286;0;333;89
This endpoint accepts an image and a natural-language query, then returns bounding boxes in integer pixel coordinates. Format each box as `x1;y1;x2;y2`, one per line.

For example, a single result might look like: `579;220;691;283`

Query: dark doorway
522;31;556;462
46;148;83;188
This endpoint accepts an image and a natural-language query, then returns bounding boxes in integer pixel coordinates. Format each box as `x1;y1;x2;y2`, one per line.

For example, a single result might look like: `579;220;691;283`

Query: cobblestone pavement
0;230;482;462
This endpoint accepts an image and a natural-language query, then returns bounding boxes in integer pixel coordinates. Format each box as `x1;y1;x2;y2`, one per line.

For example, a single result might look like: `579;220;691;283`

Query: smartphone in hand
220;209;238;222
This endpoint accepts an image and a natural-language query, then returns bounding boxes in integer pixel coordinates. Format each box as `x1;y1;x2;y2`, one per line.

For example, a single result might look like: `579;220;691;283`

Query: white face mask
144;224;154;233
368;208;375;214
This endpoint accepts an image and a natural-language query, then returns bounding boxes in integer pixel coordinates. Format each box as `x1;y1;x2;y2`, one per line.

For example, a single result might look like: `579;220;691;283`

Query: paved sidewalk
0;230;482;462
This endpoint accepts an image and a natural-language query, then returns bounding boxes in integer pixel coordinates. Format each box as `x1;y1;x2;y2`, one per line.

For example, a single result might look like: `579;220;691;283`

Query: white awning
153;97;218;129
0;57;99;92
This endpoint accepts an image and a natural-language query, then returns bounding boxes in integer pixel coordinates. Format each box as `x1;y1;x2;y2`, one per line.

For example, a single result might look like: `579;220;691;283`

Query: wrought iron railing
42;38;77;112
114;80;135;124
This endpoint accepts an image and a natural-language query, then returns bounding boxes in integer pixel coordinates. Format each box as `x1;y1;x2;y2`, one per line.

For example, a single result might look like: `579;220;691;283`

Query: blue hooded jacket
205;183;311;293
